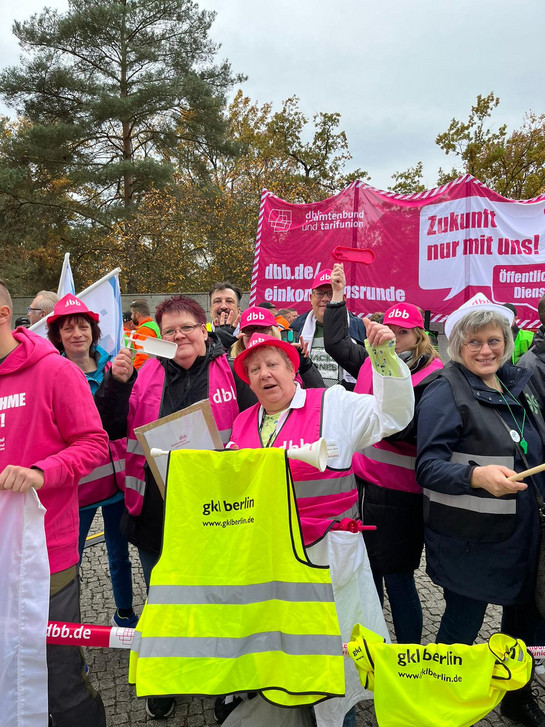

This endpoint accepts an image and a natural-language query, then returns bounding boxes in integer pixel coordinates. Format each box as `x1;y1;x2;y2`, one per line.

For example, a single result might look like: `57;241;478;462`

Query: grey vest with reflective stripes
423;364;519;543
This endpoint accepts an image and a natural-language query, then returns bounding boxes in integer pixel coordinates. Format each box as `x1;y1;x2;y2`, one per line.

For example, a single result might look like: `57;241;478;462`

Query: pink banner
250;175;545;327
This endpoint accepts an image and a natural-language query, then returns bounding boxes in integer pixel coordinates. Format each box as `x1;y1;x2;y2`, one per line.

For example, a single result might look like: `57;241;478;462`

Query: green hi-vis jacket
129;448;345;707
513;328;534;363
347;624;532;727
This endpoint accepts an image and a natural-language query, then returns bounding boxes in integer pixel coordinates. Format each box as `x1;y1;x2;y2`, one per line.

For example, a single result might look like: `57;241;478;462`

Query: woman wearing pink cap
231;305;323;391
47;294;137;630
230;305;283;357
230;321;414;547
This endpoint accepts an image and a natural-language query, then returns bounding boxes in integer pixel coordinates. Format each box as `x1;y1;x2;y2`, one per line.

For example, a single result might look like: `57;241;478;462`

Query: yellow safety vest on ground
129;448;345;706
347;625;532;727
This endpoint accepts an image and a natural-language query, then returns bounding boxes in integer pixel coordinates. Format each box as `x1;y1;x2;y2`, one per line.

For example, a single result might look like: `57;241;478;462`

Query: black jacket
416;361;545;605
214;324;238;352
518;339;545;408
532;325;545;348
321;301;368;380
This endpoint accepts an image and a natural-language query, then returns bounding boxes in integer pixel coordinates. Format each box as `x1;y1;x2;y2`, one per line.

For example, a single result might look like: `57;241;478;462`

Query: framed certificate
134;399;223;498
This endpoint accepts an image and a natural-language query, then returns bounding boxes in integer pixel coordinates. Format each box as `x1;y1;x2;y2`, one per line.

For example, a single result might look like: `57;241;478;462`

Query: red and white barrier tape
46;622;545;659
47;622;135;649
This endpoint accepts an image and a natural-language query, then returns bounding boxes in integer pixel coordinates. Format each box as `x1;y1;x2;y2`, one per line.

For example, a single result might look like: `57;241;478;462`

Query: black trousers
48;574;106;727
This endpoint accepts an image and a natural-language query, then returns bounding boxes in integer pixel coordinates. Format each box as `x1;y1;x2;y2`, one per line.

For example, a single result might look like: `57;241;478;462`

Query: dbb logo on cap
248;336;266;349
311;268;333;290
469;295;489;306
383;303;423;329
315;273;330;285
65;298;82;307
388;308;409;319
246;311;265;322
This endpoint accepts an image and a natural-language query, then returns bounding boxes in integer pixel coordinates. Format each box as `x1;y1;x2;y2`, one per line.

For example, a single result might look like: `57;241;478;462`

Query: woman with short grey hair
447;309;514;367
416;294;545;727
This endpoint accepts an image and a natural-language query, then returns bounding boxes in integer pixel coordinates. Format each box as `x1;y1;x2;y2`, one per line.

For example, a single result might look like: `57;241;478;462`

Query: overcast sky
2;0;544;191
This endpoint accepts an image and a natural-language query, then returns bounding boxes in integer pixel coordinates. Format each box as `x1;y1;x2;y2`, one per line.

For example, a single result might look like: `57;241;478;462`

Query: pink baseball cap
311;269;332;290
240;306;277;331
383;303;424;329
234;333;300;383
47;294;99;326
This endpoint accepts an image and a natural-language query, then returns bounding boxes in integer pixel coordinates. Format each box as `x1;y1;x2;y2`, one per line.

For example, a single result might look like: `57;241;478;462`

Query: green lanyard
497;377;527;454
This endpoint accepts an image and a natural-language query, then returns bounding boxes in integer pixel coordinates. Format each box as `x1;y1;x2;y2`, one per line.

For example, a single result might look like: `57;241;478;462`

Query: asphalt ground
79;515;543;726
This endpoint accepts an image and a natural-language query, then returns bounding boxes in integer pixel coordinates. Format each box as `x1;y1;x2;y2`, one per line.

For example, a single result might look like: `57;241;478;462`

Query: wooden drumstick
508;463;545;482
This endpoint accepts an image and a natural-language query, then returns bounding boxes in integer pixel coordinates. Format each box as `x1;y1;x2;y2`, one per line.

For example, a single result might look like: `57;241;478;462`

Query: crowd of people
1;270;545;727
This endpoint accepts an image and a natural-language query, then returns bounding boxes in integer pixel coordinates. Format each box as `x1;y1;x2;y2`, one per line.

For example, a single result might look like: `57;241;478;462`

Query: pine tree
0;0;240;290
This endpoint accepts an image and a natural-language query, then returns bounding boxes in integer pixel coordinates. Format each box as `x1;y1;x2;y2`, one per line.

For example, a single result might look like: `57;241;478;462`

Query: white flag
0;490;49;727
30;268;124;357
76;268;124;356
57;253;76;297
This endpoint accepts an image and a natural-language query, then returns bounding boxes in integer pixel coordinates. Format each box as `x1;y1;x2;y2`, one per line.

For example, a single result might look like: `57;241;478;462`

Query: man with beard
208;282;243;352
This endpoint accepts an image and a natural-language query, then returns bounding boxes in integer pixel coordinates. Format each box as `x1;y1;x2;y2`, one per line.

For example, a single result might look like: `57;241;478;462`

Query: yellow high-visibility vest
129;448;345;706
347;624;532;727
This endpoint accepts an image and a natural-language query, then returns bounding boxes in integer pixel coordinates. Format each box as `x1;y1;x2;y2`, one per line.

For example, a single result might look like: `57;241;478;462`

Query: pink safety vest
230;388;358;546
124;355;238;516
78;437;126;508
353;356;443;494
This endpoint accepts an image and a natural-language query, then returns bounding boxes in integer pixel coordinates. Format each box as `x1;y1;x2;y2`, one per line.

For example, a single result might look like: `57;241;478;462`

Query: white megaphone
125;331;178;359
151;439;329;472
150;448;169;457
286;437;328;472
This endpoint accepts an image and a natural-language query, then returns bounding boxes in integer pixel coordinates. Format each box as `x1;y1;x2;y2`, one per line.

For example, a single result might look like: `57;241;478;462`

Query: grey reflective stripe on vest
127;438;143;455
147;581;334;606
423;489;517;515
338;501;359;522
450;451;515;469
125;475;146;496
361;446;416;470
79;458;125;485
294;474;355;500
134;631;341;659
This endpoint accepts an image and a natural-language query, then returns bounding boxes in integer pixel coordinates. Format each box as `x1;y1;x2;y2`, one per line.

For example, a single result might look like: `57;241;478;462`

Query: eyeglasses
463;338;504;353
242;326;272;336
312;289;333;300
27;307;43;314
161;324;202;338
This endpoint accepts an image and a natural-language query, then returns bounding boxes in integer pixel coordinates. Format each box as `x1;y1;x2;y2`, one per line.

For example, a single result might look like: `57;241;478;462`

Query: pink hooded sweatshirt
0;328;109;573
